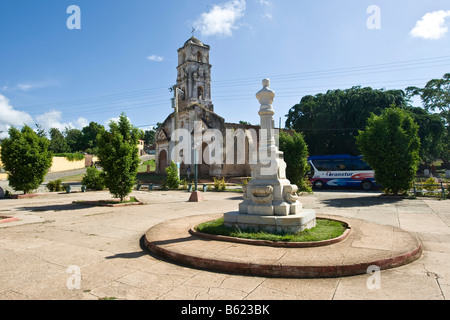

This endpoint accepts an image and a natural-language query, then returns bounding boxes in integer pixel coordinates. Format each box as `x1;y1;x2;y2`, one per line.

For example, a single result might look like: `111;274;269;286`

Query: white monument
224;79;316;234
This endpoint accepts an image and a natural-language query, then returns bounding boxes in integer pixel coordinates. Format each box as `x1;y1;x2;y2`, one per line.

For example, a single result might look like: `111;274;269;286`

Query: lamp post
189;142;203;202
194;142;199;191
170;86;184;179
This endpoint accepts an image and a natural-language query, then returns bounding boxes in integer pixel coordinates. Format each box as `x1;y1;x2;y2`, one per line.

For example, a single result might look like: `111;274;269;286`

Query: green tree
142;128;156;146
0;125;53;194
35;123;47;138
407;74;450;168
403;106;446;167
97;113;140;202
48;128;70;154
64;128;83;153
356;108;421;195
81;122;104;154
406;73;450;122
285;86;408;156
278;130;311;191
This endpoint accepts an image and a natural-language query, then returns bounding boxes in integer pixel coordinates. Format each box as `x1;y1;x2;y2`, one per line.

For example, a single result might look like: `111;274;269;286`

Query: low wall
0;155;99;179
49;157;86;173
0;157;6;180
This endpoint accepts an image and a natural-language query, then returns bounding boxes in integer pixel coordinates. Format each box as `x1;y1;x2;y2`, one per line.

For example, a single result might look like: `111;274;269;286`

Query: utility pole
170;85;184;179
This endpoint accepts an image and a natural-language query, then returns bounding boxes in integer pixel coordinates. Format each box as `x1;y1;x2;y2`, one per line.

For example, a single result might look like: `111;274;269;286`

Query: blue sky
1;0;450;138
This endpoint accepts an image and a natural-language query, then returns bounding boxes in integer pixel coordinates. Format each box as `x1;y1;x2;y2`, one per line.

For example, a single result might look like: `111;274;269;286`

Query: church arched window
197;51;202;62
197;86;204;100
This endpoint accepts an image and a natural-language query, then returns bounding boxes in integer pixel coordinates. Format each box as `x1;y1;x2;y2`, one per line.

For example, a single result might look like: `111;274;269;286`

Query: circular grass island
190;217;351;248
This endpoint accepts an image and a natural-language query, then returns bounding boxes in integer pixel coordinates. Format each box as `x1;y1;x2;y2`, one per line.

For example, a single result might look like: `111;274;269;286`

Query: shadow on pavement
18;203;91;212
320;195;403;208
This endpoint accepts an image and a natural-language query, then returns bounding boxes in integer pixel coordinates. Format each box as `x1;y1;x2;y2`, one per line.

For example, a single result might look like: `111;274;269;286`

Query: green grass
100;196;139;204
53;153;85;162
195;218;347;243
138;159;156;173
60;174;85;183
75;196;139;205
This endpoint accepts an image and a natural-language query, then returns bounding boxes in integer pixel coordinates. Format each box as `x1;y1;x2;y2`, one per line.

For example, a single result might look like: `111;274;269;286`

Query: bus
307;155;376;191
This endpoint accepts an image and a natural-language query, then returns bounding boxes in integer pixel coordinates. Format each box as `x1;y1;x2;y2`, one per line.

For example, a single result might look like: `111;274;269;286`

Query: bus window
312;160;331;171
329;159;346;171
313;159;349;171
353;158;372;170
343;159;354;170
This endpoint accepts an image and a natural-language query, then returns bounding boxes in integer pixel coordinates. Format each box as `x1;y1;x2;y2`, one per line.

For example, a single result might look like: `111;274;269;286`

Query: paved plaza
0;189;449;300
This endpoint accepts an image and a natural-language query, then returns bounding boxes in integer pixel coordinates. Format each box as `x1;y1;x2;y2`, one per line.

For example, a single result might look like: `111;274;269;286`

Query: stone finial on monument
224;79;316;234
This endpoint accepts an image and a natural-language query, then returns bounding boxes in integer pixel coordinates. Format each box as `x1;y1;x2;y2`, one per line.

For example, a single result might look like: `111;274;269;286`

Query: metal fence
411;181;448;199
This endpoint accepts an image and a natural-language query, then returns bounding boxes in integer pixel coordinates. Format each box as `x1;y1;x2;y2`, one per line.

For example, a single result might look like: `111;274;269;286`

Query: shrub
297;178;313;194
356;108;421;195
82;166;106;190
278;130;311;192
53;153;85;162
213;177;227;191
160;180;168;190
180;179;188;190
423;177;438;192
46;179;63;192
165;161;180;189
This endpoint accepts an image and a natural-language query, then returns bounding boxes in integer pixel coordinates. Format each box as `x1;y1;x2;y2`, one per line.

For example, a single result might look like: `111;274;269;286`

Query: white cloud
35;110;88;134
16;83;35;92
1;80;60;93
194;0;246;37
258;0;271;6
262;12;273;20
410;10;450;40
147;55;164;62
0;94;34;138
257;0;273;19
0;94;88;139
77;117;89;129
104;115;132;128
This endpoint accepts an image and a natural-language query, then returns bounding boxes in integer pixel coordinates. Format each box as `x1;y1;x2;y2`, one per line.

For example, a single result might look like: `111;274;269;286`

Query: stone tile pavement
0;189;449;300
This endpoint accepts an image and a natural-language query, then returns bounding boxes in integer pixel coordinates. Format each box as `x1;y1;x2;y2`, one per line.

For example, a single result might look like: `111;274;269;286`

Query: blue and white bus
307;155;376;191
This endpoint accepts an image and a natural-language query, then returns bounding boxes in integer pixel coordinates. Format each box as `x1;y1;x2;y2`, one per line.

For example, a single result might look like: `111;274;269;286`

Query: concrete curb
72;198;145;207
0;216;20;224
189;217;352;248
144;214;423;279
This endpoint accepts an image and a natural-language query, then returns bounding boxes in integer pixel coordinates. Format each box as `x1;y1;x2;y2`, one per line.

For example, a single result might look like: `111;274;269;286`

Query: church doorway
199;142;210;176
159;150;168;174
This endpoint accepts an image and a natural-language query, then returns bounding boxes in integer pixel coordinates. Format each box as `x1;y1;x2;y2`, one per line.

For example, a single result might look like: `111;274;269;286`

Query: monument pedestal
225;79;316;234
224;210;316;234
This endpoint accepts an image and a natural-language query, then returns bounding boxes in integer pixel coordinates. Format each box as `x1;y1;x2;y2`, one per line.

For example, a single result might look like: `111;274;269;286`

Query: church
155;36;259;177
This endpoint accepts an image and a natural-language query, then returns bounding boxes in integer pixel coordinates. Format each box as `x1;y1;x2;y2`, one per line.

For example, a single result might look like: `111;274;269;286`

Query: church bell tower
176;36;213;112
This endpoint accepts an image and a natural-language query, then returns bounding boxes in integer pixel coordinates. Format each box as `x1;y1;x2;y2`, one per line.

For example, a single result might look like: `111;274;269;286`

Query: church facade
155;37;258;177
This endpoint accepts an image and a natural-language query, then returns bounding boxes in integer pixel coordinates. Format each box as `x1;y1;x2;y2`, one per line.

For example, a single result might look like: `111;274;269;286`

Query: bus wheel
314;180;325;190
361;180;373;191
